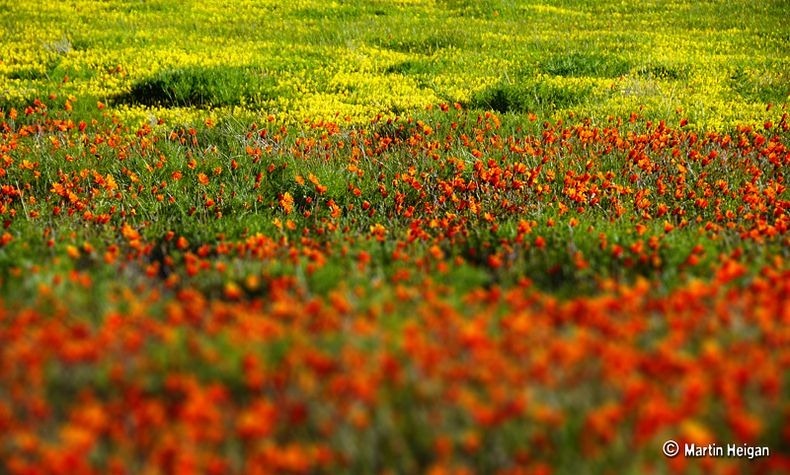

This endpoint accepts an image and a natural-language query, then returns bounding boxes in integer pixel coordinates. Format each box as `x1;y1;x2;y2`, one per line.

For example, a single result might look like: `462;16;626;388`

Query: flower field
1;1;789;474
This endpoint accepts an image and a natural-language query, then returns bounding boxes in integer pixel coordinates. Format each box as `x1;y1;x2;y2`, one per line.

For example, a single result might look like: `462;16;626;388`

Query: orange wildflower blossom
0;99;787;474
279;191;295;215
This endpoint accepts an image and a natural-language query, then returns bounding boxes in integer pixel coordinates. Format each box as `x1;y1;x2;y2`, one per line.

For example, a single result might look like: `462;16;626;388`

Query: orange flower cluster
0;263;787;474
0;100;788;473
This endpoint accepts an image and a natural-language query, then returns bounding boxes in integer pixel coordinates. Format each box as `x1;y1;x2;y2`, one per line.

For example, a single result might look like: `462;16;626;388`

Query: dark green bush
470;79;593;113
116;66;277;108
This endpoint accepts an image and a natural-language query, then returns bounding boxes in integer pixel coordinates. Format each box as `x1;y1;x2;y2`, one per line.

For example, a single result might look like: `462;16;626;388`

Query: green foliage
470;79;594;113
385;59;441;76
437;0;516;18
380;32;468;55
635;62;689;80
115;66;278;108
541;52;631;78
730;66;790;104
3;0;789;127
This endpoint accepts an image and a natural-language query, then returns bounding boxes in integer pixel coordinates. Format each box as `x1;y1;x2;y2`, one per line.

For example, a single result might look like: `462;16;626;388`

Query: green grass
114;66;279;108
1;100;786;306
0;4;788;474
470;78;596;113
2;1;788;127
541;52;632;78
730;66;790;105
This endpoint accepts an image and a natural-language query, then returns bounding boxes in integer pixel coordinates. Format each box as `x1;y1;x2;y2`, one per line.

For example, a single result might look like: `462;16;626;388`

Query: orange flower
279;192;294;214
237;399;277;440
121;223;140;241
370;223;387;242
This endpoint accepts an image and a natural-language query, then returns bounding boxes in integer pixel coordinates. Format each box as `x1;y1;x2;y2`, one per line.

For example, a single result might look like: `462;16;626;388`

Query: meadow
0;0;788;473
